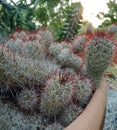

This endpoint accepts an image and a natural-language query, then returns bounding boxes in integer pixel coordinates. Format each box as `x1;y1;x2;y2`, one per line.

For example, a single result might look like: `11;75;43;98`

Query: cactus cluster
0;28;116;129
0;100;48;130
8;28;54;57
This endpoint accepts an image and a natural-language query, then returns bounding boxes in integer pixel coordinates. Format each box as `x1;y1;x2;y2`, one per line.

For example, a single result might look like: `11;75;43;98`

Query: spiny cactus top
40;71;74;116
86;31;114;87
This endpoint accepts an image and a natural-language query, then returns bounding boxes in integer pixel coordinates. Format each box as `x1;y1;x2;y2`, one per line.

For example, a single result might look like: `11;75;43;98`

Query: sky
72;0;109;27
9;0;109;28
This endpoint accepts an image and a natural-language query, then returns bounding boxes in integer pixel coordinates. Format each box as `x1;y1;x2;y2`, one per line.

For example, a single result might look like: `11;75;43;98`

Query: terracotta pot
64;78;108;130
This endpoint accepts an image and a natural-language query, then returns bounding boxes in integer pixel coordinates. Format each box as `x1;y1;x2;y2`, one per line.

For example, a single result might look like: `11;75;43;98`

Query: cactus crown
86;31;114;86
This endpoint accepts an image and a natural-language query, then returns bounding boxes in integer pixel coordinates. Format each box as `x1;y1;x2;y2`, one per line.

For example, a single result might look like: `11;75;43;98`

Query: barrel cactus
40;71;73;116
86;31;114;87
73;35;86;53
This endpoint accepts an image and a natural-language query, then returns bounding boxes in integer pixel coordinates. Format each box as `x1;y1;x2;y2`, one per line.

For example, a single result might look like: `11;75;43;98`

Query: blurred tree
0;0;70;35
0;0;83;40
55;2;83;41
97;0;117;29
0;0;37;35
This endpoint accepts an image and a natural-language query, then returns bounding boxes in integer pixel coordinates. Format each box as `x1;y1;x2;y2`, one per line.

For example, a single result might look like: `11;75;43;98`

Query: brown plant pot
64;78;108;130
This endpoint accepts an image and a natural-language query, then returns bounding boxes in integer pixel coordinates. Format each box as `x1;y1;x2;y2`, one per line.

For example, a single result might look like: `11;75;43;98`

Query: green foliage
34;7;49;26
56;2;83;41
0;4;2;11
35;0;70;30
0;0;36;35
97;0;117;28
0;0;83;39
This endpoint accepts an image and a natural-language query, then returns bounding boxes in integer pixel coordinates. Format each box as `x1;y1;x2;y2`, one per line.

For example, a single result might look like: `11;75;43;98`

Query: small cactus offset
69;54;82;70
49;43;63;58
9;28;54;56
45;122;64;130
86;31;114;87
36;28;54;54
108;23;117;34
60;41;72;49
86;23;94;34
57;48;82;70
49;41;72;57
17;88;39;112
57;48;72;66
73;35;86;53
